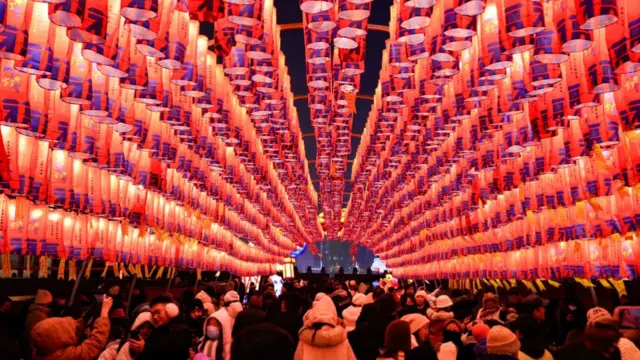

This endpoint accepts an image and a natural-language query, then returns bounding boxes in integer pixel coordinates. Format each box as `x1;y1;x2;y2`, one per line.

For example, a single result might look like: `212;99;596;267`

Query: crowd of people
0;277;639;360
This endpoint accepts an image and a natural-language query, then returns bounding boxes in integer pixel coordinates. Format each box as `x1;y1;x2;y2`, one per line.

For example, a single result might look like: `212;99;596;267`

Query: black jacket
269;311;302;347
138;318;192;360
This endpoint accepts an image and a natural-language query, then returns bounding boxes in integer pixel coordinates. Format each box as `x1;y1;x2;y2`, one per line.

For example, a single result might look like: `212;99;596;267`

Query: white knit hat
436;295;453;309
415;290;429;300
195;290;213;305
402;313;429;334
438;342;458;360
352;293;367;306
487;325;521;355
224;291;240;303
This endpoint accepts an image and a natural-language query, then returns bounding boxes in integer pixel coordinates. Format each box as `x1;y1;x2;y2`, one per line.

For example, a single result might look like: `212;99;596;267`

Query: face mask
206;326;220;340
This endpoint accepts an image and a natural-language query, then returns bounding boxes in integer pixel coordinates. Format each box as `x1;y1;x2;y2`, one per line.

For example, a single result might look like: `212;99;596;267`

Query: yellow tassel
68;260;77;281
156;266;165;279
101;262;110;278
57;258;66;280
547;279;562;288
136;264;142;278
535;279;546;292
38;256;48;278
196;268;202;281
609;278;628;297
144;265;150;279
1;254;11;278
85;258;93;280
25;255;31;278
598;279;613;289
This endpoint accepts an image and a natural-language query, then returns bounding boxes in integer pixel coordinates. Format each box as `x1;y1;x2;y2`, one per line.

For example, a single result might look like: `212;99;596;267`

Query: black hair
231;324;294;360
280;292;302;314
150;295;174;307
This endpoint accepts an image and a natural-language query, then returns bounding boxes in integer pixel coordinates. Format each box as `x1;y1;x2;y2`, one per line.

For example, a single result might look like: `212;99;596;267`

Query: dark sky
201;0;393;205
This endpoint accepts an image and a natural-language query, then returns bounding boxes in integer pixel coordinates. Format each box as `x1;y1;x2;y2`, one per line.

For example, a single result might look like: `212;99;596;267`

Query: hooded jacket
294;297;356;360
196;311;226;360
213;302;243;360
114;312;153;360
24;303;50;352
137;314;191;360
31;316;110;360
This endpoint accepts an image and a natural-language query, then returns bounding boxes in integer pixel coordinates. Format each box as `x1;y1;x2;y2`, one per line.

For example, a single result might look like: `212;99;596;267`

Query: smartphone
615;306;640;330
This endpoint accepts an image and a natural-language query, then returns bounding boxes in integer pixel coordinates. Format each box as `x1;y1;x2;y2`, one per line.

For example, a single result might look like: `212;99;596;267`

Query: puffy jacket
31;316;110;360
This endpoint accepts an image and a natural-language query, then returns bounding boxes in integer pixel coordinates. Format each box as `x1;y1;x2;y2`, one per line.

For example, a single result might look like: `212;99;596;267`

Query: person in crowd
185;299;205;338
477;293;502;323
270;292;303;347
511;315;553;360
262;290;279;319
349;280;358;297
231;303;266;338
247;282;257;299
303;293;328;323
357;286;386;325
429;295;455;351
377;319;412;360
137;295;191;360
195;311;225;360
402;314;438;360
0;295;19;360
343;293;369;332
113;311;154;360
399;293;418;317
238;281;246;303
331;283;352;318
521;295;548;324
485;325;521;360
295;296;356;360
30;295;112;360
23;289;53;358
470;322;491;360
442;319;471;360
213;291;244;360
232;323;294;360
503;289;526;315
349;293;397;360
415;290;430;316
98;325;125;360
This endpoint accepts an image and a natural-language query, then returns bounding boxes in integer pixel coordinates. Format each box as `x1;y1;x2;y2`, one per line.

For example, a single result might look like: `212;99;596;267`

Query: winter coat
474;338;488;359
618;337;640;360
211;307;235;360
31;316;110;360
98;340;121;360
196;311;227;360
295;296;356;360
24;303;50;353
295;325;356;360
429;311;454;350
0;310;20;360
270;311;303;347
406;342;438;360
137;317;191;360
553;339;627;360
349;294;397;360
342;305;362;332
114;312;154;360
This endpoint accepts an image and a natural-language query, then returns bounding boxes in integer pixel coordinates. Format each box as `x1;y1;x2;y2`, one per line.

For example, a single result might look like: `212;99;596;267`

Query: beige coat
31;316;110;360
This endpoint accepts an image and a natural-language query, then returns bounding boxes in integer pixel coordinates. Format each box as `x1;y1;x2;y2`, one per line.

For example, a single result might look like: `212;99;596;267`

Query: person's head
231;324;294;360
405;284;415;296
249;282;256;289
224;291;243;318
150;295;180;327
280;292;302;315
586;307;612;325
34;289;53;306
402;314;430;344
0;296;11;312
584;318;621;357
248;295;262;309
383;319;412;357
372;286;386;301
415;290;428;307
377;293;397;316
483;292;499;311
190;299;204;319
487;325;521;357
512;314;541;341
507;288;521;305
131;312;155;340
436;295;453;312
443;319;463;344
293;280;300;289
522;295;548;322
471;322;490;341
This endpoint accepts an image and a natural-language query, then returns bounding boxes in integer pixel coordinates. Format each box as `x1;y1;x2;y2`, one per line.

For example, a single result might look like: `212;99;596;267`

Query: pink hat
472;323;490;340
487;325;520;355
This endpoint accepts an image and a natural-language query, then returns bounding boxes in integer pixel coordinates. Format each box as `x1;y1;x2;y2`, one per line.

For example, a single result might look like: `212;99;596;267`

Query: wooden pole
65;259;89;315
125;274;138;315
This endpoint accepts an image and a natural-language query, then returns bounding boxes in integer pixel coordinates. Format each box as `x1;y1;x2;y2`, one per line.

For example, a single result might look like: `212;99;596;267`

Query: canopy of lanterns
340;0;640;280
0;0;325;276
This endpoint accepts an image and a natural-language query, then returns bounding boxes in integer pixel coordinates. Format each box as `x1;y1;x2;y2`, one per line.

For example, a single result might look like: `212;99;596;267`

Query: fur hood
431;311;454;322
342;305;362;332
298;325;348;348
